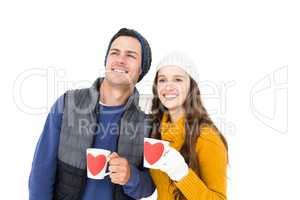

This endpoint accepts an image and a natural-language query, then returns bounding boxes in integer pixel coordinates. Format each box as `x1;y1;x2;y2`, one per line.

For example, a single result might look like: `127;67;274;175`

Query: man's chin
106;72;138;85
105;76;133;87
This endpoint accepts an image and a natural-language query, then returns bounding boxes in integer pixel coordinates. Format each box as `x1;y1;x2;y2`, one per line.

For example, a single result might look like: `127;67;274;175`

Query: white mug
143;138;170;169
86;148;110;179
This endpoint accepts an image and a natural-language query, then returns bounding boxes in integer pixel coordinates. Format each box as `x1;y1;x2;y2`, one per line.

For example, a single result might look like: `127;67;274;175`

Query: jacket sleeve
122;113;155;199
175;128;228;200
123;164;156;199
28;95;64;200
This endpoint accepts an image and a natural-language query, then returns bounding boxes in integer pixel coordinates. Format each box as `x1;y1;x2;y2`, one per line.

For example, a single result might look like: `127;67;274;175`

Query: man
29;28;155;200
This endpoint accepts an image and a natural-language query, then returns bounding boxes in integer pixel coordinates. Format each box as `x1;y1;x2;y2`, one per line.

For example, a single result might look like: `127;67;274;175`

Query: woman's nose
165;83;176;91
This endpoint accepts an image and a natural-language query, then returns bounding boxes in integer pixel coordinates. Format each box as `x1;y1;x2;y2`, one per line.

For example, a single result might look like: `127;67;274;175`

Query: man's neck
99;79;134;106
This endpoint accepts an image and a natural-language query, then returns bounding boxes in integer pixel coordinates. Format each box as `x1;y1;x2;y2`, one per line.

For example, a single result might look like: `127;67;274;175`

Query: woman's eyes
158;78;183;83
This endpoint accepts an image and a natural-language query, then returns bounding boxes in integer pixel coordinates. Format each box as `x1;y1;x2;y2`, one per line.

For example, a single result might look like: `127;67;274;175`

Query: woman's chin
162;103;182;112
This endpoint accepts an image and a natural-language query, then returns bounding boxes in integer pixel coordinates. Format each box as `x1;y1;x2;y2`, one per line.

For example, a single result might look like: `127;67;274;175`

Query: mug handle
103;172;110;177
163;145;171;157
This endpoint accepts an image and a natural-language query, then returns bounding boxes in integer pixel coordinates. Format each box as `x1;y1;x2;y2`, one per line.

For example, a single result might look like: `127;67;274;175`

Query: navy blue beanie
104;28;152;82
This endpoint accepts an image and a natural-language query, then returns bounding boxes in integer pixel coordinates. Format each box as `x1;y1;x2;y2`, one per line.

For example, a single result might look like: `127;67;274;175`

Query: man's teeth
112;69;128;73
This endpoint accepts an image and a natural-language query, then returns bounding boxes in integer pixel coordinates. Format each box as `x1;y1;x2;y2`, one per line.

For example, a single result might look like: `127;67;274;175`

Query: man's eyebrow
110;48;120;52
126;50;139;55
109;48;139;56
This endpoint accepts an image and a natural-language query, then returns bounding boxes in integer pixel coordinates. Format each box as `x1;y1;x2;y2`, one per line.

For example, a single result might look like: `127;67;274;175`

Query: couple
29;28;228;200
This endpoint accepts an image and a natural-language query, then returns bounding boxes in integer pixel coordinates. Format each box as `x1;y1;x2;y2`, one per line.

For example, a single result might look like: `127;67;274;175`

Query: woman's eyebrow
157;74;186;79
157;74;166;78
173;75;186;78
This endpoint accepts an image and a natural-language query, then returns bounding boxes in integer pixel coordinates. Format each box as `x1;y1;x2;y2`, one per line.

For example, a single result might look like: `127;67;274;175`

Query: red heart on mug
87;153;106;176
144;141;165;165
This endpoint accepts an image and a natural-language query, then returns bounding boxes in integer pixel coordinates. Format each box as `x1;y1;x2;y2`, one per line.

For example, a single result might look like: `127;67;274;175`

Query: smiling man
29;28;155;200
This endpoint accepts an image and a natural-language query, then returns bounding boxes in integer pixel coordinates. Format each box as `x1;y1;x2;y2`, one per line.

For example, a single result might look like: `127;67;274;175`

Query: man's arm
28;95;64;200
123;164;155;199
108;153;155;199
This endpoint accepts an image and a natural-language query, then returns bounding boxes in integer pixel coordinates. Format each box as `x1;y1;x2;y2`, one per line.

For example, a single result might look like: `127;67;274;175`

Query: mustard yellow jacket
150;113;227;200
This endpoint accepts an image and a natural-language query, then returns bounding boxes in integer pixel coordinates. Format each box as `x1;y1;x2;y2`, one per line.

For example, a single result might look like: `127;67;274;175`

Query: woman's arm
175;128;228;200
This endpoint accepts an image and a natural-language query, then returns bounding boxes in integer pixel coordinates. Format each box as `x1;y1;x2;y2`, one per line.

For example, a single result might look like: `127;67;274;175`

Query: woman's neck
168;107;185;123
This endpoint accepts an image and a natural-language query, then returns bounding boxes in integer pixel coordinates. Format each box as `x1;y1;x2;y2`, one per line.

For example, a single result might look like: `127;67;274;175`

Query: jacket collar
90;77;140;111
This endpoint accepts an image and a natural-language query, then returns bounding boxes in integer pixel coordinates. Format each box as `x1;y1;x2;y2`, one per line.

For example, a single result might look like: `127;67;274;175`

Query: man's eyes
127;54;136;59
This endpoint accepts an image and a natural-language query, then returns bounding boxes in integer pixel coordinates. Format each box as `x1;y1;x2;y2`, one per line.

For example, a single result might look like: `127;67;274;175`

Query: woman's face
156;65;190;113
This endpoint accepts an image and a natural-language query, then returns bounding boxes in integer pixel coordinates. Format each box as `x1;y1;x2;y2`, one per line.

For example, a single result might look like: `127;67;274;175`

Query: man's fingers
109;172;121;179
108;152;122;165
107;155;130;185
109;157;126;166
108;152;119;161
109;172;127;185
109;165;126;173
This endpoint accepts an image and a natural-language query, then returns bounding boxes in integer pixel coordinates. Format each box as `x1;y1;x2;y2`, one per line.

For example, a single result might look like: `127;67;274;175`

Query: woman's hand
159;147;189;181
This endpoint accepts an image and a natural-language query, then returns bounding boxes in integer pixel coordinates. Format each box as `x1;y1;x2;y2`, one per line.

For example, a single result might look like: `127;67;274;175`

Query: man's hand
108;152;131;185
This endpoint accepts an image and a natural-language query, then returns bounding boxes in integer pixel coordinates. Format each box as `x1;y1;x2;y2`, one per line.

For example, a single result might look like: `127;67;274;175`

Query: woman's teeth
164;94;178;99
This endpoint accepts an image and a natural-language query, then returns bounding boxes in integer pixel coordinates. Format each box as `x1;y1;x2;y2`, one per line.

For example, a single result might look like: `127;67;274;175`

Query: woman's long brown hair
150;73;228;200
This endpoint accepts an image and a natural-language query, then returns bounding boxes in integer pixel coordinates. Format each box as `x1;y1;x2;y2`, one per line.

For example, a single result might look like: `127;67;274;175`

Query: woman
150;52;228;200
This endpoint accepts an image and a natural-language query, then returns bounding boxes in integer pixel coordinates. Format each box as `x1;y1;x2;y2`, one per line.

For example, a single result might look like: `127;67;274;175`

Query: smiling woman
156;67;190;121
149;52;228;200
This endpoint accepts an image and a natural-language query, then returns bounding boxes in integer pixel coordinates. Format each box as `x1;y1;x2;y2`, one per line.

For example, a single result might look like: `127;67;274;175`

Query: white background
0;0;299;199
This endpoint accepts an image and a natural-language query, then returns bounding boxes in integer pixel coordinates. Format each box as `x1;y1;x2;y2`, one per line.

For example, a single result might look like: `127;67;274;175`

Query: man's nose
116;54;126;65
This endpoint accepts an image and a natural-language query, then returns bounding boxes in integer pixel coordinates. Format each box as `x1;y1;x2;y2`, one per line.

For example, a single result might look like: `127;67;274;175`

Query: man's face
105;36;142;87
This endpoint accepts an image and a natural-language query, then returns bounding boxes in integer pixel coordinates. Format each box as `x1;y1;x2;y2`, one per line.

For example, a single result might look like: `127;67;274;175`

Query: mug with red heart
143;138;170;169
86;148;111;179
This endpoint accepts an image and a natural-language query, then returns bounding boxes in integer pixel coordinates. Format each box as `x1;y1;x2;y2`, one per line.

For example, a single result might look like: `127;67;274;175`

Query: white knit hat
156;51;199;83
